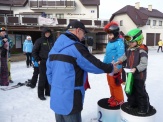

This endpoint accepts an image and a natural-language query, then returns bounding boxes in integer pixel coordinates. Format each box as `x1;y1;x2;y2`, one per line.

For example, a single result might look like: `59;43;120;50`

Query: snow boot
109;99;124;107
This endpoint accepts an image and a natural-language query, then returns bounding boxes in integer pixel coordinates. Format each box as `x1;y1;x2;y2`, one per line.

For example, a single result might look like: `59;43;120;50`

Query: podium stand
120;102;156;122
97;98;121;122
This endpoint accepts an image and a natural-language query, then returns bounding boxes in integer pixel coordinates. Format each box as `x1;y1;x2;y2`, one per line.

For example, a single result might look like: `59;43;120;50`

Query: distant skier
157;39;163;52
23;36;33;68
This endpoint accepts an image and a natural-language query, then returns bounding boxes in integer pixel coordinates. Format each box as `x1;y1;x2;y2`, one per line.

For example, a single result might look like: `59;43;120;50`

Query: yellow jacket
158;41;163;46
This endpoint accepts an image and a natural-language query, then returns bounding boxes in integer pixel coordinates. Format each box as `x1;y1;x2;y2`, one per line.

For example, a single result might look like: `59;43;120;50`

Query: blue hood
49;31;80;54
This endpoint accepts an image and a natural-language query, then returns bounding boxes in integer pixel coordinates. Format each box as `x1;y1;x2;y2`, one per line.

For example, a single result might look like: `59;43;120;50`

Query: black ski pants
126;79;150;110
26;53;32;66
157;46;162;52
38;60;50;97
122;61;127;82
31;67;39;87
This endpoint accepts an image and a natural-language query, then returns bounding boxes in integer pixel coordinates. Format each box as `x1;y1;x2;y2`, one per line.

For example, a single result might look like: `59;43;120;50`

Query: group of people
45;20;150;122
0;27;14;86
1;20;151;122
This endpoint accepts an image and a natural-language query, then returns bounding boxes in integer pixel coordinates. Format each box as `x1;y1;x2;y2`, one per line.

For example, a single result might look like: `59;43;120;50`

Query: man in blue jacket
46;20;118;122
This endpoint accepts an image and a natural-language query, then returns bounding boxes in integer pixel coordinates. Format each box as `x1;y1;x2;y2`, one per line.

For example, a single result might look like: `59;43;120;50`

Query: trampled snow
0;50;162;122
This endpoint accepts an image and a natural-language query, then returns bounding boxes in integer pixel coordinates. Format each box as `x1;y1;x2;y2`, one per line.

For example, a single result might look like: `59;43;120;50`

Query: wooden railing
0;14;109;27
29;0;76;9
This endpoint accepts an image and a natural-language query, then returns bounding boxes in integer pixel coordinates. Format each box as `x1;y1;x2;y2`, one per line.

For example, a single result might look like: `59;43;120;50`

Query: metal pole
10;0;13;15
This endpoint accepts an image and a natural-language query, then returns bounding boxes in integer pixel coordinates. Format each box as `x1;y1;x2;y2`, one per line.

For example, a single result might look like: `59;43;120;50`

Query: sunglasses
124;30;142;42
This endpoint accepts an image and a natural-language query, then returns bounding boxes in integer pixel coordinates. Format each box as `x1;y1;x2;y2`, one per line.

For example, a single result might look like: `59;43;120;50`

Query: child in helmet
103;21;125;107
117;28;150;115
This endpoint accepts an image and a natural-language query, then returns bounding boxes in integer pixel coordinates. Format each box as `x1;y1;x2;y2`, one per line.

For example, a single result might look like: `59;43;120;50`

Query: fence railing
0;14;109;27
29;0;76;9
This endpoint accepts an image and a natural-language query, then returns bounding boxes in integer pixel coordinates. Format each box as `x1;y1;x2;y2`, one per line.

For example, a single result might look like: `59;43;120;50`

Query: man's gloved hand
113;72;123;86
1;47;7;57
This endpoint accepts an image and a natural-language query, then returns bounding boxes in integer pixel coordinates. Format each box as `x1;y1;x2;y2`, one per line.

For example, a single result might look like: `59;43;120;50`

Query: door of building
146;33;160;46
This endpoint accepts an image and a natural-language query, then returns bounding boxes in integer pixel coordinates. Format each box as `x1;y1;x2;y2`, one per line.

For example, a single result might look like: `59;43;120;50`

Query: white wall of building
112;14;137;34
0;0;98;19
139;17;163;44
112;15;163;45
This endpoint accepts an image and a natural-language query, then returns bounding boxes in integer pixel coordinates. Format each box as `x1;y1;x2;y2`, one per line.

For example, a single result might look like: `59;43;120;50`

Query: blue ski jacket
103;38;125;70
23;40;33;53
46;31;113;115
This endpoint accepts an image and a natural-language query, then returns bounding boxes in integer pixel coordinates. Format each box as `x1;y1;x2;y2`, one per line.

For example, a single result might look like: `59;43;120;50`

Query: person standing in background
23;36;33;68
87;36;94;53
32;28;55;100
26;57;39;88
157;39;163;52
0;27;14;83
0;27;9;86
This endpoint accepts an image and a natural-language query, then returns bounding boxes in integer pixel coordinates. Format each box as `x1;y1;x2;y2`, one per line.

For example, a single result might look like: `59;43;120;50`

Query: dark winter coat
126;45;148;81
32;28;55;62
87;37;94;46
0;36;9;86
120;45;148;81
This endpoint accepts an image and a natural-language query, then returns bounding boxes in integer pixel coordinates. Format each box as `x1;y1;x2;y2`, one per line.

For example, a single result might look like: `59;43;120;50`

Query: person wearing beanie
116;28;150;115
23;35;33;68
103;21;125;107
0;27;14;84
32;27;55;100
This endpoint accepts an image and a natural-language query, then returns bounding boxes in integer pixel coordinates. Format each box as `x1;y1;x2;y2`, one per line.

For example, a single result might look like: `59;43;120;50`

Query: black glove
113;72;123;86
1;47;7;57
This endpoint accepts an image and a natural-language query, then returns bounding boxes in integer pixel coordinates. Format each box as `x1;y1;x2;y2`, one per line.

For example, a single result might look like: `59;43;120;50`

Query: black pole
10;0;13;15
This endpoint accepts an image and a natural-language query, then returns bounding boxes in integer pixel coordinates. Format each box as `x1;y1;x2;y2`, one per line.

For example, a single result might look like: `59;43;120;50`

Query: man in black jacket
32;28;55;100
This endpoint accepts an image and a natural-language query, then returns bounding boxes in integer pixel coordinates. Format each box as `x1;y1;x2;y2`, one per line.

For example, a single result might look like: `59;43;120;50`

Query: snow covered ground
0;49;162;122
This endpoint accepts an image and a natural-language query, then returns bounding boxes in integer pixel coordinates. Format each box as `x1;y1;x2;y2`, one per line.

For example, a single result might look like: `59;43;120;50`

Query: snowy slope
0;50;162;122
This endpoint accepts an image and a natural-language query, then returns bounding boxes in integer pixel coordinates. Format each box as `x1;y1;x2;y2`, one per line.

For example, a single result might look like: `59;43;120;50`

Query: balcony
0;14;109;33
29;0;76;9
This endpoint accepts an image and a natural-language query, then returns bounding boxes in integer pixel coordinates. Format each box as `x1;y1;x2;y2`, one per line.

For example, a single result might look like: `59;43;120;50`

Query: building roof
80;0;100;6
0;0;28;7
0;0;100;7
110;5;163;26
